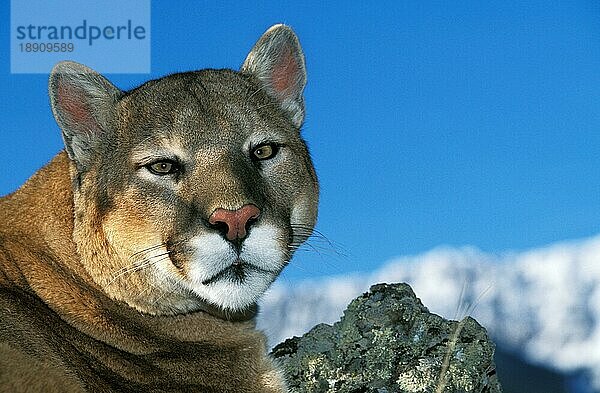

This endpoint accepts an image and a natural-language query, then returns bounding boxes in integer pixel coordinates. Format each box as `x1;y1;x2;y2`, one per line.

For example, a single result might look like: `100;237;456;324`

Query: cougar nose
208;204;261;241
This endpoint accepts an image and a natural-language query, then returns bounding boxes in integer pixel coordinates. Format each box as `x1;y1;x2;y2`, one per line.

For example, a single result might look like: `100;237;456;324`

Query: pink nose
208;204;261;241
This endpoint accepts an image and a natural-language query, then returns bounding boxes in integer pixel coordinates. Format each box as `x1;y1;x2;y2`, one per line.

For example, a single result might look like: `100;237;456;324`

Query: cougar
0;24;318;392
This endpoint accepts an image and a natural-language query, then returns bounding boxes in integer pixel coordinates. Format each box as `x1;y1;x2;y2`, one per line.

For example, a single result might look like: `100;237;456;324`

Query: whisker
129;243;166;259
106;258;160;287
284;225;351;277
290;225;340;247
149;275;176;306
107;243;179;287
290;235;348;259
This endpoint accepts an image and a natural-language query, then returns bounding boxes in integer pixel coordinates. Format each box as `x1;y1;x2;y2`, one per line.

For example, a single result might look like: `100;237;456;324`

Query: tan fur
0;24;317;392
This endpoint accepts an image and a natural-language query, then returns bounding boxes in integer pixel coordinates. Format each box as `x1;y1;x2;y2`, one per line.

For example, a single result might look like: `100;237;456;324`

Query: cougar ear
49;61;122;172
241;24;307;128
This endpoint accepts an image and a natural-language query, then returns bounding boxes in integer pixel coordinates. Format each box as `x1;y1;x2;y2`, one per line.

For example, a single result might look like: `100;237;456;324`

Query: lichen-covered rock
272;283;502;393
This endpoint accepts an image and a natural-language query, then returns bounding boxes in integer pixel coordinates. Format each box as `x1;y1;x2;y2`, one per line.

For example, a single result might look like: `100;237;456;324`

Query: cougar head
48;25;318;318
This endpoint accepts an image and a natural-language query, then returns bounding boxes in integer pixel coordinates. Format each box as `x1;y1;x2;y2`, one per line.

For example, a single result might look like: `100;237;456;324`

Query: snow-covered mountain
258;235;600;392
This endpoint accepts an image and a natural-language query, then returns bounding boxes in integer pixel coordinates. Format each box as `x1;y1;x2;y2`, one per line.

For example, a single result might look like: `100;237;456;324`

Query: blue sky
2;1;600;281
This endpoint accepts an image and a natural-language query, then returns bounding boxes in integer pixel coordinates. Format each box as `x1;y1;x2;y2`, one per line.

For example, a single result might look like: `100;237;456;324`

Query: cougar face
48;25;318;316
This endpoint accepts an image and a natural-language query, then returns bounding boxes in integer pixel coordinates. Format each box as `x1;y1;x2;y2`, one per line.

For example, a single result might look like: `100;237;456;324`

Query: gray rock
272;283;502;393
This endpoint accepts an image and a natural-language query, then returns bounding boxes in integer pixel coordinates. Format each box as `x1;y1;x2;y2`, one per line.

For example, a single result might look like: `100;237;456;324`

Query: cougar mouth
183;224;289;311
201;258;278;285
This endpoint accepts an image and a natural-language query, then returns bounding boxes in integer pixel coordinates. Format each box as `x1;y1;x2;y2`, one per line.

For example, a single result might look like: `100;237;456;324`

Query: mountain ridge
258;235;600;392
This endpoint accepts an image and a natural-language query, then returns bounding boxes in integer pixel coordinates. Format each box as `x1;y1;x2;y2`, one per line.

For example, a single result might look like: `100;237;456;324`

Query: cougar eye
252;143;278;161
146;160;180;176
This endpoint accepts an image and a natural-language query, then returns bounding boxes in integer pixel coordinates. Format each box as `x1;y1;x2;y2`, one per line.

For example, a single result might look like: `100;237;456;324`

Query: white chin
191;269;276;311
184;225;287;311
